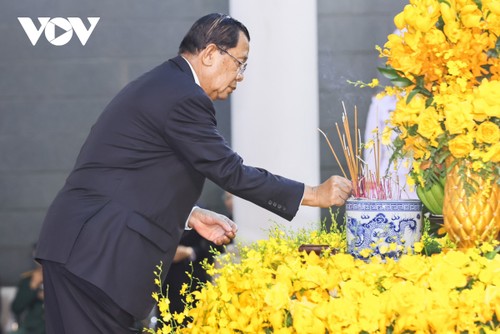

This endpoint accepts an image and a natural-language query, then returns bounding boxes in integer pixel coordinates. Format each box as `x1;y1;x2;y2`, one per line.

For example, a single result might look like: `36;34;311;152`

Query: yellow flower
359;248;373;258
173;311;186;324
476;121;500;144
264;282;290;310
443;100;475;135
160;324;172;334
447;59;468;77
391;95;425;127
159;300;172;322
460;4;483;28
364;138;374;149
473;80;500;121
381;126;393;145
481;142;500;163
413;241;424;253
471;159;484;172
179;283;188;296
448;134;474;158
151;223;500;333
290;299;326;334
377;0;500;189
404;135;430;160
417;105;443;143
368;78;379;87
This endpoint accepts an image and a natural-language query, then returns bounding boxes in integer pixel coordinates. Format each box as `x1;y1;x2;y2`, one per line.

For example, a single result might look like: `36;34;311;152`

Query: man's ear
201;43;219;67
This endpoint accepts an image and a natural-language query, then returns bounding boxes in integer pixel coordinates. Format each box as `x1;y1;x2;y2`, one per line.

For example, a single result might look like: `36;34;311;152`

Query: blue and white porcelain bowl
346;199;423;260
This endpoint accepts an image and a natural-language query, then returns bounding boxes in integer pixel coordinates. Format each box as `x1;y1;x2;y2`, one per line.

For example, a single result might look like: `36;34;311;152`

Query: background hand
188;207;238;245
173;245;195;263
30;267;43;290
30;266;44;300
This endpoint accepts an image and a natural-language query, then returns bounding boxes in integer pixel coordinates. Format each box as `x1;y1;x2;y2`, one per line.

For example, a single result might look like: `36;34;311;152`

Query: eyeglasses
217;46;247;76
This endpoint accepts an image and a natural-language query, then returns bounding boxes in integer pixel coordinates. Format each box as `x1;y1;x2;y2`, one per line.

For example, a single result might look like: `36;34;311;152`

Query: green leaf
486;36;500;59
284;310;293;327
407;124;418;136
406;89;420;104
419;87;433;98
423;237;442;255
377;66;401;80
415;74;425;88
484;251;497;260
391;77;414;88
436;16;445;31
424;96;435;108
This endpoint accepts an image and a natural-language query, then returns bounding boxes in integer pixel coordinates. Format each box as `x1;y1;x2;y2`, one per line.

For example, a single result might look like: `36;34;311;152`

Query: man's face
206;31;249;100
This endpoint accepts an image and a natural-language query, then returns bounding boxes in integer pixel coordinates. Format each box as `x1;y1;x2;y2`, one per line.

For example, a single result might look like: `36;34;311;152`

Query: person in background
163;229;224;316
163;192;233;319
11;244;45;334
363;93;417;199
35;13;352;333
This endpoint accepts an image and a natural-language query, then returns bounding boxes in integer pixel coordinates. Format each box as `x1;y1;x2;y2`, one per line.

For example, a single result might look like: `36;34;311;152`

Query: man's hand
302;175;353;207
188;207;238;245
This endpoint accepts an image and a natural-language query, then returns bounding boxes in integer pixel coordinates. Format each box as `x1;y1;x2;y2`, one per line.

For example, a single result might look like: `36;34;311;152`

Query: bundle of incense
319;102;363;198
319;102;397;200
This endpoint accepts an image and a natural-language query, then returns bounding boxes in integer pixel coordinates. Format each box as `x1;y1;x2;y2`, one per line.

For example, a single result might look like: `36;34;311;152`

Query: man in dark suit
35;13;352;333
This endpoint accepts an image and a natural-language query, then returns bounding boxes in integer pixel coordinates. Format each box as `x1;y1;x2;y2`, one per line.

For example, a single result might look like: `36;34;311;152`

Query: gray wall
0;0;405;286
0;0;230;286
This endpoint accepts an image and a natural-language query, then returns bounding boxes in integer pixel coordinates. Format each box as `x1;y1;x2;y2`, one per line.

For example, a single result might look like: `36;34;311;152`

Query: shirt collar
181;56;200;86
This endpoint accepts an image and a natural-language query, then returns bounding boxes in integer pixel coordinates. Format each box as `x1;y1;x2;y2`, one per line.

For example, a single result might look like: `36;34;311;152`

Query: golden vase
442;159;500;248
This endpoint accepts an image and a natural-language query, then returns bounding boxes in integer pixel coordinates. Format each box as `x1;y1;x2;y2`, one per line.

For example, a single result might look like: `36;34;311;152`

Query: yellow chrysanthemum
378;0;499;189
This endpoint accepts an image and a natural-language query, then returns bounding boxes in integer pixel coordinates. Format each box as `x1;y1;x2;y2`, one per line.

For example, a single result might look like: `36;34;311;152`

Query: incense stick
317;128;348;179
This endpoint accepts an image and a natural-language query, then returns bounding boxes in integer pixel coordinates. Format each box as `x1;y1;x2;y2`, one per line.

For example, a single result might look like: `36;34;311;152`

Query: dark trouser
40;260;140;334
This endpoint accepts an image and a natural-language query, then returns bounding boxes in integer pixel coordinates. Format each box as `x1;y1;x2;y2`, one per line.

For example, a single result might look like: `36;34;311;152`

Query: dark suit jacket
35;56;304;320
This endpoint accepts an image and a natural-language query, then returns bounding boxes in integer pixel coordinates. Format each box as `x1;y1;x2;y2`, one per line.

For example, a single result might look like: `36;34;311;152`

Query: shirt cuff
299;183;306;205
185;206;198;230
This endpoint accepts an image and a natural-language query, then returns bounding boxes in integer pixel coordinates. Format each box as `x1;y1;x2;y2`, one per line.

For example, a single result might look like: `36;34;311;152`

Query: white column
229;0;320;243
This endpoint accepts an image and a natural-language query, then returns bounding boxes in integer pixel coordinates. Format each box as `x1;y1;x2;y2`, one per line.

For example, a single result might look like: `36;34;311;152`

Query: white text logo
18;17;100;46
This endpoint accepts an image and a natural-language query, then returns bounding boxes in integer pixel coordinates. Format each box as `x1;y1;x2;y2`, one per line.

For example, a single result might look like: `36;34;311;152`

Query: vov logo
18;17;100;46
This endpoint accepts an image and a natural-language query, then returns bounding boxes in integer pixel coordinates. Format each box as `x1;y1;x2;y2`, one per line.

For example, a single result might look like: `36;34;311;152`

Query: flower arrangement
147;219;500;333
376;0;500;191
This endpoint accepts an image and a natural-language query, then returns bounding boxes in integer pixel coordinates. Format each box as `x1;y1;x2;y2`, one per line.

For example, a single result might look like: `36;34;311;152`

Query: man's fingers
222;216;238;233
214;235;231;246
339;191;348;201
224;220;237;239
228;220;238;233
335;177;353;193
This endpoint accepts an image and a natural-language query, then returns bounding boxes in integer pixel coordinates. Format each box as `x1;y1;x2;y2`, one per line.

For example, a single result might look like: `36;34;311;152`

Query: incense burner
346;199;423;260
